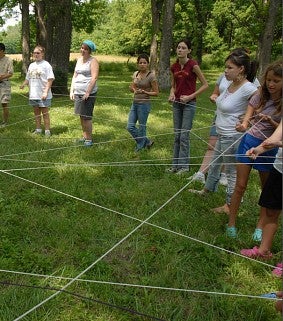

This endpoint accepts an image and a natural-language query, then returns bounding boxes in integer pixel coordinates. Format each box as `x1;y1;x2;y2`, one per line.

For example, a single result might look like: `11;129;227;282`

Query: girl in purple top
226;60;282;238
167;39;208;174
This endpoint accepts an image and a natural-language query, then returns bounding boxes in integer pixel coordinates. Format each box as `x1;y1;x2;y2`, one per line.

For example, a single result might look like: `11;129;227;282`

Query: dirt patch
7;53;133;63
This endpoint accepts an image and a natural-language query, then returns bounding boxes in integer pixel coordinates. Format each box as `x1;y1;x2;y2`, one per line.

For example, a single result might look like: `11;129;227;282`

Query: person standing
240;120;282;278
188;50;258;238
20;45;54;136
70;40;99;147
226;60;282;239
168;38;208;174
0;43;14;127
127;53;159;152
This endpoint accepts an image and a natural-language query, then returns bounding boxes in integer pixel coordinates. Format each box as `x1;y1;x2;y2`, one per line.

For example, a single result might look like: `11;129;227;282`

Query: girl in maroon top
168;39;208;174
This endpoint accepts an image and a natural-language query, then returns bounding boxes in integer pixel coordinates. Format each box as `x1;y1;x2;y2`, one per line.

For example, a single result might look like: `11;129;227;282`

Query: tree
157;0;175;90
20;0;30;75
149;0;162;71
19;0;106;94
34;0;72;94
257;0;282;75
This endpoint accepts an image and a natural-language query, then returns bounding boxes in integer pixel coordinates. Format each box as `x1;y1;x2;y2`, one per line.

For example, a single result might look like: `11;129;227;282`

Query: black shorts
258;167;282;210
74;93;97;119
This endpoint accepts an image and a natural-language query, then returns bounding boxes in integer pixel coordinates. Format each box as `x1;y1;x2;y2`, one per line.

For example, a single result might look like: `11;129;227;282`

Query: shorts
258;167;282;210
236;133;278;171
29;99;51;107
0;83;11;103
74;93;97;119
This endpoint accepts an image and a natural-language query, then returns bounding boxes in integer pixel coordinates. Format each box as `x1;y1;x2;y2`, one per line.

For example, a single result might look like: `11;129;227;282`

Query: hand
180;94;194;103
246;147;259;160
235;121;247;132
20;84;25;89
41;93;47;100
168;94;175;103
209;94;218;103
82;92;90;100
70;93;74;100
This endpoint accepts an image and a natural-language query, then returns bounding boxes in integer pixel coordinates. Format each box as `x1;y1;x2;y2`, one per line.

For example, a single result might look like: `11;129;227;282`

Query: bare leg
258;208;281;254
255;171;270;229
34;106;42;129
81;117;92;141
227;163;252;227
2;103;9;123
199;135;218;174
41;107;50;131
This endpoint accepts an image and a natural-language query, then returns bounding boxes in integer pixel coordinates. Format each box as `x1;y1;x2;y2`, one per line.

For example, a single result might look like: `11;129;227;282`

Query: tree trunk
35;1;48;50
158;0;175;90
257;0;281;76
20;0;30;76
35;0;72;95
149;0;163;72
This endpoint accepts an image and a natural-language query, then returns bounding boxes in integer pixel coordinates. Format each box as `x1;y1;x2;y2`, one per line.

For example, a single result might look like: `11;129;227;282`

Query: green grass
0;66;281;321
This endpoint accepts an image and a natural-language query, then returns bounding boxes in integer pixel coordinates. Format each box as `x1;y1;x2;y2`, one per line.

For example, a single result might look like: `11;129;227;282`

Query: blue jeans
172;101;196;169
205;133;242;204
127;102;151;150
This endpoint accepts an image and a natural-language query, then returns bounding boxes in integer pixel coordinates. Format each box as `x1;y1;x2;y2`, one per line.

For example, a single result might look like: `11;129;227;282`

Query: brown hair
256;60;282;115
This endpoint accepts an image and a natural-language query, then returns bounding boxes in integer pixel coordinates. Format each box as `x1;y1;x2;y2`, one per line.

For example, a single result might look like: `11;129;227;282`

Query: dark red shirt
171;59;198;101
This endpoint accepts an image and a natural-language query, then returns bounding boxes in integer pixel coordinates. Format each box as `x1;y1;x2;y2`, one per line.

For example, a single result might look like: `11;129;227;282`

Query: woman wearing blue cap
70;40;99;146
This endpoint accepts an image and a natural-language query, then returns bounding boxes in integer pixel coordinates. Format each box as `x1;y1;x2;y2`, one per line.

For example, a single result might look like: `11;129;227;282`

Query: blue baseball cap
82;40;96;52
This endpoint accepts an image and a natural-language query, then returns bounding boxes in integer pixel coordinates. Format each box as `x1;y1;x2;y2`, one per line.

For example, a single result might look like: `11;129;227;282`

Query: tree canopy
0;0;281;89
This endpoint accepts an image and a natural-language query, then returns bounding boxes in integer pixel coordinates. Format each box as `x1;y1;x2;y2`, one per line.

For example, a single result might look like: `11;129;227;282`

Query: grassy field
0;63;281;321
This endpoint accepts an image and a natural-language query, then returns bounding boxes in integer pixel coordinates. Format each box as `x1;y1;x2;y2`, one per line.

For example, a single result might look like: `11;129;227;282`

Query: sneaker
252;228;262;242
76;137;86;144
146;140;154;149
188;188;208;196
166;167;178;173
176;167;190;175
226;225;237;238
45;130;51;137
219;172;228;186
272;262;283;277
84;140;93;147
32;129;42;134
189;171;205;184
240;246;272;259
0;122;7;128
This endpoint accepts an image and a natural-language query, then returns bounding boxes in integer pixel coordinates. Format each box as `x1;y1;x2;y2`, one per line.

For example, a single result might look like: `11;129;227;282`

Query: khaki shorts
0;82;11;103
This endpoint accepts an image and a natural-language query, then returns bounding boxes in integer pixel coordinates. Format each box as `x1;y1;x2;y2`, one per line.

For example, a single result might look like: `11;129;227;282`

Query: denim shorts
74;94;96;119
29;99;51;107
236;133;278;171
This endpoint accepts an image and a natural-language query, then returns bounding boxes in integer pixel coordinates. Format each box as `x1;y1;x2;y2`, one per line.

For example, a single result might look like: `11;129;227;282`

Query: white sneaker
219;173;228;186
189;171;205;184
176;167;190;175
45;130;51;137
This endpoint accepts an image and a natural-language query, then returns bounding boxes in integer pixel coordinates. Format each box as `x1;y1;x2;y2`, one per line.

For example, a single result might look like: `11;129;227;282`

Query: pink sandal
240;246;272;259
272;262;283;277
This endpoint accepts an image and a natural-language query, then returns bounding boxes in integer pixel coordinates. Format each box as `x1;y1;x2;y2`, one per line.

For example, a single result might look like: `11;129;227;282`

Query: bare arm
42;78;54;100
84;57;99;100
180;65;208;103
246;119;282;159
209;84;220;103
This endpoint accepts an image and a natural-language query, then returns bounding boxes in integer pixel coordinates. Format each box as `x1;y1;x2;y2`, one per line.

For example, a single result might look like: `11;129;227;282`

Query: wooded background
0;0;282;91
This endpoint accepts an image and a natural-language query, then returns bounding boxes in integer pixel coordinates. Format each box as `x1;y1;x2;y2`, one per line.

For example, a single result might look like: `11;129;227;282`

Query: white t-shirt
26;60;54;99
215;81;258;136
